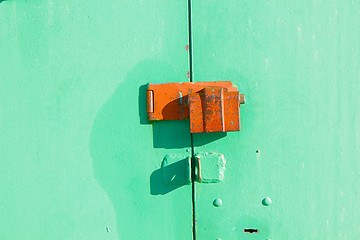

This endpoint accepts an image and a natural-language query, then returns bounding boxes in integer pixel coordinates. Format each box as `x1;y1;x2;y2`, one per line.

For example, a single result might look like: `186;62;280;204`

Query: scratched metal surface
0;1;192;239
191;0;360;239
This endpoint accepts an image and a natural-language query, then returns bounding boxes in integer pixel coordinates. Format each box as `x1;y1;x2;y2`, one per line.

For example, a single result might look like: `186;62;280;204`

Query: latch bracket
147;81;245;133
194;152;226;183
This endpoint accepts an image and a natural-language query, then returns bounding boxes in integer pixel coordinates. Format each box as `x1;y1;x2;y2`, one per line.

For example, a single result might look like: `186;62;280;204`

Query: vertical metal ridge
187;0;196;239
187;0;194;83
190;133;196;240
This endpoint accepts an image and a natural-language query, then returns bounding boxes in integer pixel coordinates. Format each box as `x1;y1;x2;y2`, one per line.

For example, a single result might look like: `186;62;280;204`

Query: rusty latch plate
147;81;245;133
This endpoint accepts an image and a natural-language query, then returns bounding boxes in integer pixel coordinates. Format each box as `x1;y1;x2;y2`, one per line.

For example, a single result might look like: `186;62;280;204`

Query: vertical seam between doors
187;0;196;239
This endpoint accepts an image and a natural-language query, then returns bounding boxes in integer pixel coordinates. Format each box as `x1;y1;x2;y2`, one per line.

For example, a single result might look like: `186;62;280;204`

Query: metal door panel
0;1;192;239
191;1;360;239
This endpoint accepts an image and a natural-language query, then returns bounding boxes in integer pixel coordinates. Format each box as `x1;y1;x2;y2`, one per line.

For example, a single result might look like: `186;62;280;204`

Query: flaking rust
147;81;245;133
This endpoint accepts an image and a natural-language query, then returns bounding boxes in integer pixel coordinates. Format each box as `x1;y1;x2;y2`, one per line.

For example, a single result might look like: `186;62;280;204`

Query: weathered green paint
192;0;360;239
2;0;360;239
0;1;192;239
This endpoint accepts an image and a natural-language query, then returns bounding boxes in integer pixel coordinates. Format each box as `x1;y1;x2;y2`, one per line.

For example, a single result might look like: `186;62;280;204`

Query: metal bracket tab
161;154;191;185
194;152;226;183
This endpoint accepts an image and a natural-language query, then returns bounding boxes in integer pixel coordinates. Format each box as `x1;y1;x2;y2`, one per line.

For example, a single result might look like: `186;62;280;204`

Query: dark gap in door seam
187;0;196;239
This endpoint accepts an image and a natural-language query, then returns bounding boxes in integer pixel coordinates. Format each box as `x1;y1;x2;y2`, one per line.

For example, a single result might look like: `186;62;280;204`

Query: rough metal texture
189;87;244;133
148;81;245;133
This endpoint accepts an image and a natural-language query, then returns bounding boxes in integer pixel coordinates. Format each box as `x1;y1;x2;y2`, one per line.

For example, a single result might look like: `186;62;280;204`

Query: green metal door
191;1;360;239
1;0;360;240
0;1;193;239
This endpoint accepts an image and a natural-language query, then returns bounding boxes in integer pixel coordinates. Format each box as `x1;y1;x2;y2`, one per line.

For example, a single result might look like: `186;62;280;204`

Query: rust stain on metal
203;87;224;132
147;81;245;133
185;45;189;51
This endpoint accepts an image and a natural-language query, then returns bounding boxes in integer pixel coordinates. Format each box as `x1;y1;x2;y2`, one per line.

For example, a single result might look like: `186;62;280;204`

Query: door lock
147;81;245;133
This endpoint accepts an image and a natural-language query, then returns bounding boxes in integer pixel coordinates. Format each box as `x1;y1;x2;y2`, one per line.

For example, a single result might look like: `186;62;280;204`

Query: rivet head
213;198;222;207
262;197;272;206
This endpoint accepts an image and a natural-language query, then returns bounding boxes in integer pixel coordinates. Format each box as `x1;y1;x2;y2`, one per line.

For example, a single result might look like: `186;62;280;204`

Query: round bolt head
262;197;272;206
213;198;223;207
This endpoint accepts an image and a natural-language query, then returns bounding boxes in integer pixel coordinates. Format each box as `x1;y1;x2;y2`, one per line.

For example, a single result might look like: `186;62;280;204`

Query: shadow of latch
160;153;226;185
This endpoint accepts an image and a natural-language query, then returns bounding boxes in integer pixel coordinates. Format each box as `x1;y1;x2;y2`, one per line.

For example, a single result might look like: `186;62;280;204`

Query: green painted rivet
213;198;222;207
262;197;272;206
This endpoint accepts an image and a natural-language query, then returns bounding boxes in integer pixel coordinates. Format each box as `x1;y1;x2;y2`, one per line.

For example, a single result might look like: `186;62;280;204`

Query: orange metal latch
147;81;245;133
